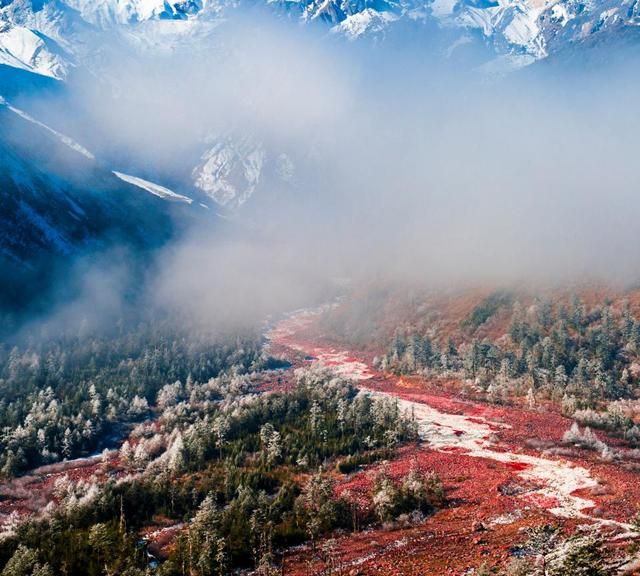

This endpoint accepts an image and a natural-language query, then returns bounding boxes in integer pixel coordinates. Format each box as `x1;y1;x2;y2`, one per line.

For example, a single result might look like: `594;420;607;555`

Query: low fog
19;11;640;328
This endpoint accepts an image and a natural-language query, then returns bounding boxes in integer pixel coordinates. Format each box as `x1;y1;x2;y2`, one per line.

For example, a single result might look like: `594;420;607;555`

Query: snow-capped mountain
61;0;205;27
2;0;639;82
2;0;639;211
0;0;639;249
0;20;68;78
192;134;266;209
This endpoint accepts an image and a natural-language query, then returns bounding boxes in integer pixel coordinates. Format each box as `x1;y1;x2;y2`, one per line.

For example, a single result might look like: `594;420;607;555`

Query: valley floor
267;308;640;574
2;305;640;574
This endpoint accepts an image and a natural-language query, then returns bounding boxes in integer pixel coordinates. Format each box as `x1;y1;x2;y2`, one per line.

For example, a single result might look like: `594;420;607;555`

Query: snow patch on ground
113;171;193;203
372;389;600;520
490;510;522;525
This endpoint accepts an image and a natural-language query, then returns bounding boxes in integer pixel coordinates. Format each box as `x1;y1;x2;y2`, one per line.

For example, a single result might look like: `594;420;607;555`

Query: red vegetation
286;443;586;575
268;307;640;574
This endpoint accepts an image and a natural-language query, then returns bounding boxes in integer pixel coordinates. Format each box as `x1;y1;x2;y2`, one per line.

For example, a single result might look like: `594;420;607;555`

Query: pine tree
1;545;52;576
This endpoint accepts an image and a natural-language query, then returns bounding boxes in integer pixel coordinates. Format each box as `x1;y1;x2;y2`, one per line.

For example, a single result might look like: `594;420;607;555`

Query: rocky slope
0;90;208;308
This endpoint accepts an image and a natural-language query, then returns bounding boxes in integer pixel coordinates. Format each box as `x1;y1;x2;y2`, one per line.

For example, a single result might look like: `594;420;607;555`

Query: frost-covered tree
189;494;223;576
296;471;337;545
1;545;52;576
212;416;230;459
309;400;323;435
526;387;536;409
546;533;609;576
372;468;398;523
